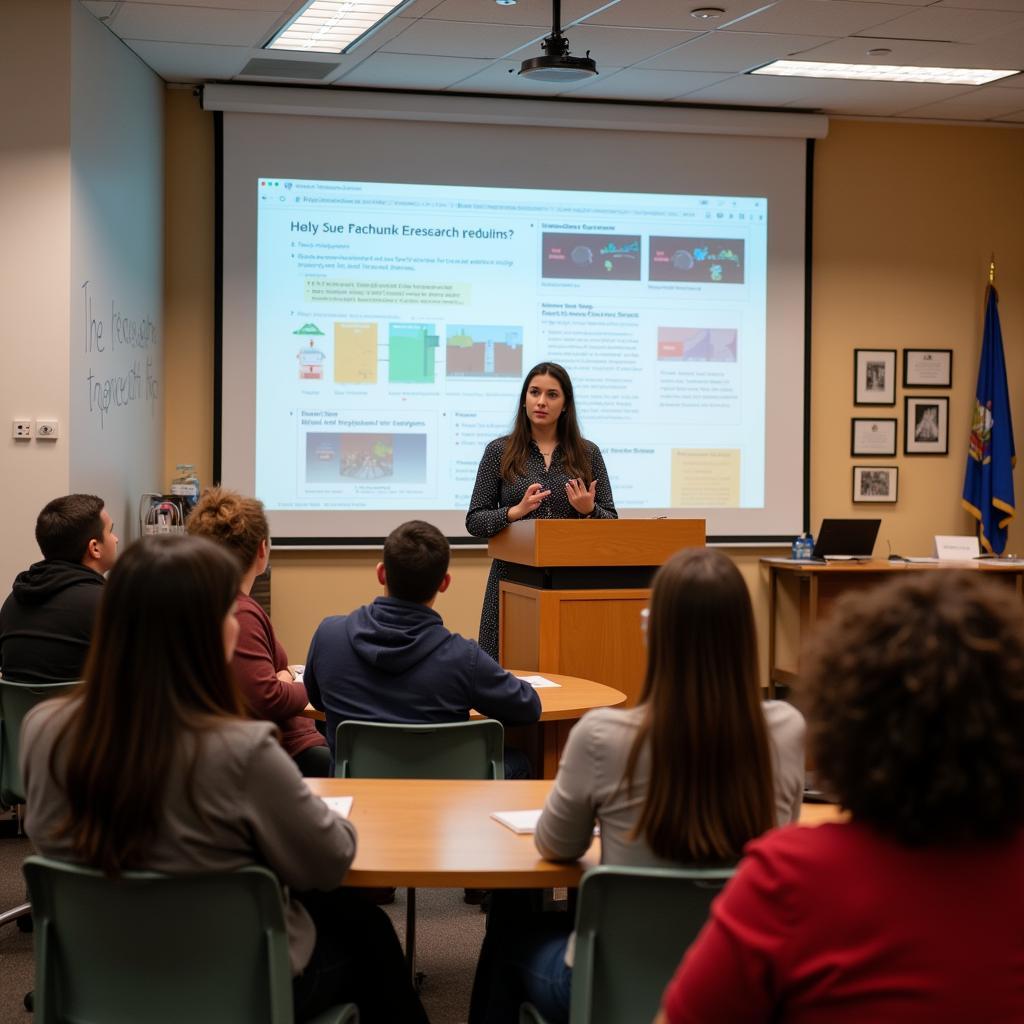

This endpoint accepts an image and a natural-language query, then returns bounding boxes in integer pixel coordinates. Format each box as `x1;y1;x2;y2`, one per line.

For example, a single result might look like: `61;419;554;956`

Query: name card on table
934;535;981;561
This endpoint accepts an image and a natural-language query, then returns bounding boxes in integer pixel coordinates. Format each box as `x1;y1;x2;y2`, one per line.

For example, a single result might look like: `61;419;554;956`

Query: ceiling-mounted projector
518;0;597;82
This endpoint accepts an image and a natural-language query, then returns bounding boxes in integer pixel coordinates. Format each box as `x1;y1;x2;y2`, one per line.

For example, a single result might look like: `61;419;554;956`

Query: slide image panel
446;325;524;378
671;449;741;508
305;433;427;484
389;323;439;384
334;323;378;384
295;323;328;380
649;237;745;284
657;327;738;363
542;232;642;281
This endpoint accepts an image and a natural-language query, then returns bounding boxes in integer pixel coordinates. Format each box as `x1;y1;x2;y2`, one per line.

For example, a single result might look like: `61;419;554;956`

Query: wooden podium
490;520;705;708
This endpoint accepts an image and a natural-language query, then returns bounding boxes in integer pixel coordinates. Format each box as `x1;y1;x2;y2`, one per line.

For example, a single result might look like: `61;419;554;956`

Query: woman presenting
466;362;617;661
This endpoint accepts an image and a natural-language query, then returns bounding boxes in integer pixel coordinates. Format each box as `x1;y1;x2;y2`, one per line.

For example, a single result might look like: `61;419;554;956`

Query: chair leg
0;901;30;930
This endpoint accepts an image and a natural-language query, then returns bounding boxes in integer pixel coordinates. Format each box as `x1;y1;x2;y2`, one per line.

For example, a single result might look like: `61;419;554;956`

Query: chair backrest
335;720;504;780
0;679;80;805
24;857;296;1024
569;865;735;1024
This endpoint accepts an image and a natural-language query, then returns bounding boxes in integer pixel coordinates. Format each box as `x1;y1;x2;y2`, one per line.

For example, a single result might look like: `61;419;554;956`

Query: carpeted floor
0;816;487;1024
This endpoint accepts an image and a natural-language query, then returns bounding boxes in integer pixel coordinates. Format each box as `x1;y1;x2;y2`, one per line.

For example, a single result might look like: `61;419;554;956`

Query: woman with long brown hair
466;362;617;660
20;535;427;1024
470;548;804;1023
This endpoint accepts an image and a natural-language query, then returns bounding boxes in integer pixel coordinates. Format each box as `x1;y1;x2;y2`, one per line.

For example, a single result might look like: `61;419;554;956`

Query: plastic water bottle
171;464;200;512
791;535;802;560
800;533;815;560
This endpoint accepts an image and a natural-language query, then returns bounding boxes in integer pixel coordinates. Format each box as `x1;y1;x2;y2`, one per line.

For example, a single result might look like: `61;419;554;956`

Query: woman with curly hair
187;487;329;776
658;570;1024;1023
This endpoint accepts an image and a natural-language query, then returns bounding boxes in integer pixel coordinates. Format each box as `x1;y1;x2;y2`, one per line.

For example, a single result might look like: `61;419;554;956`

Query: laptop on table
810;518;881;562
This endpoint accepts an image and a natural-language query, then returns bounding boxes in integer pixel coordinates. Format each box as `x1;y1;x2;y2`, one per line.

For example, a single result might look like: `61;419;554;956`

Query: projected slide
255;178;768;513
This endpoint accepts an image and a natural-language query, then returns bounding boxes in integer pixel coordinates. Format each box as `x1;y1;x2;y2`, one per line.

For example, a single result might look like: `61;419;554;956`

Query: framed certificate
853;465;898;503
904;348;952;388
851;418;897;456
904;396;949;455
854;349;896;406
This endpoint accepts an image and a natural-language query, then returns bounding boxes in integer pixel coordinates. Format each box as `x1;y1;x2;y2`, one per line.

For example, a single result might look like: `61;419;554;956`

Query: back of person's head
626;548;774;863
383;520;450;603
54;534;244;874
35;494;105;563
186;486;268;572
804;571;1024;845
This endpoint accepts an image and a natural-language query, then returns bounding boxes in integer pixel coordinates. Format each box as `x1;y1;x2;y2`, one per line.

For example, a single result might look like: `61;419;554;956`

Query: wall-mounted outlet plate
12;420;32;440
36;420;59;440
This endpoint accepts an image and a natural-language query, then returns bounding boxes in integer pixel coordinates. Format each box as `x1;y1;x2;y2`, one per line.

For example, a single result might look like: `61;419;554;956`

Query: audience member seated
20;535;427;1024
304;519;541;778
469;548;805;1024
657;570;1024;1024
0;494;117;683
186;488;330;777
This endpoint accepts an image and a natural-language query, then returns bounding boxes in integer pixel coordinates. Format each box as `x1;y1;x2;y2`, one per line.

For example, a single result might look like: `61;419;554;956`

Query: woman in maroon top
187;488;330;777
658;570;1024;1024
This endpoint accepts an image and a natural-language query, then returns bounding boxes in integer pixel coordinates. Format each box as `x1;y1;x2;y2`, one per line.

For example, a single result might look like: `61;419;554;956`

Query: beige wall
162;96;1024;674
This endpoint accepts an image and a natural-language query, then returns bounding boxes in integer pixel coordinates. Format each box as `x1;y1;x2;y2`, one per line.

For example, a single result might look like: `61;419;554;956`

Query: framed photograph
853;465;899;503
854;348;897;406
851;417;898;456
904;348;952;388
904;396;949;455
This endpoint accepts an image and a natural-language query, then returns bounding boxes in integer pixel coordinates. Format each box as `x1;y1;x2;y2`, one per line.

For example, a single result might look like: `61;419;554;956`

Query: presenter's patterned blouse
466;437;617;660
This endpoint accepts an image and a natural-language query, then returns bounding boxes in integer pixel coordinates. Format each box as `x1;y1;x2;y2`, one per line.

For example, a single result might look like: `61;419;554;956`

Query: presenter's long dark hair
500;362;591;483
50;535;245;874
623;548;775;863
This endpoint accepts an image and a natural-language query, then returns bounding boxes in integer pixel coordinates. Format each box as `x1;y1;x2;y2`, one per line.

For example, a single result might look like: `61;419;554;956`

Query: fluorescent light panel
267;0;406;54
752;60;1019;86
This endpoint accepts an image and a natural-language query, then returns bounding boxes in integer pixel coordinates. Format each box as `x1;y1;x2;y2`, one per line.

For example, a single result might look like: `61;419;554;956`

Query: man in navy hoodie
0;494;118;683
304;519;541;777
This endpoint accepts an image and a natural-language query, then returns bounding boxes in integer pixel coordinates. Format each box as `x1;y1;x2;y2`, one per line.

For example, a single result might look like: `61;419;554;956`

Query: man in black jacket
0;494;118;683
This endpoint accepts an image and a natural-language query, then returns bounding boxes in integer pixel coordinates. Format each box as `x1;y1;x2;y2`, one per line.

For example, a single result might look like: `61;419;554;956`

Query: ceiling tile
683;72;821;105
116;0;289;9
784;76;971;113
854;5;1024;40
936;0;1024;10
583;0;777;30
642;30;833;72
727;0;911;36
897;83;1024;115
112;3;282;46
380;18;543;57
555;25;703;66
335;51;493;88
427;0;598;26
793;34;1001;64
125;39;253;80
565;66;734;99
83;1;118;16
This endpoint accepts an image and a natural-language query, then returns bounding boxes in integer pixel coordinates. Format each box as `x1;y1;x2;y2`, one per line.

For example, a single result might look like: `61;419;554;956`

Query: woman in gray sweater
470;548;805;1024
20;534;427;1024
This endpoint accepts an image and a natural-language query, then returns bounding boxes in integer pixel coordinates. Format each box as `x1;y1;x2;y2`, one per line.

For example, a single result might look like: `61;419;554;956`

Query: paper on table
517;674;560;689
491;809;542;834
291;664;305;683
904;557;940;563
321;796;353;819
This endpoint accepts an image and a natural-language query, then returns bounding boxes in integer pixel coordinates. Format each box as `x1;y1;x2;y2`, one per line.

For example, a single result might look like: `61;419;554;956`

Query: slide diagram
305;432;427;485
658;326;738;363
649;237;745;284
446;325;523;378
389;323;439;384
294;323;327;380
334;323;378;384
542;232;642;281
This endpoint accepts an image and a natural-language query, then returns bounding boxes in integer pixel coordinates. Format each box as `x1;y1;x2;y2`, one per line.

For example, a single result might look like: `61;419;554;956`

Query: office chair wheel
17;914;33;933
24;990;33;1012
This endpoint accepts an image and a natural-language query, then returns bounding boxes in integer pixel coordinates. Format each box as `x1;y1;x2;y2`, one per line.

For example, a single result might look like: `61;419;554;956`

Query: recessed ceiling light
866;48;892;57
496;0;518;5
691;7;726;18
751;59;1019;86
267;0;412;54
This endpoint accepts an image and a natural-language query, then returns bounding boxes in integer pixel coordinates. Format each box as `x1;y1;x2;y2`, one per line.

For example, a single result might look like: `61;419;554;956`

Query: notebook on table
810;519;881;562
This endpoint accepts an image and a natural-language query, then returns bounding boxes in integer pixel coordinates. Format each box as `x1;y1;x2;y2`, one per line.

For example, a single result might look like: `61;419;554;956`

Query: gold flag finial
989;253;996;285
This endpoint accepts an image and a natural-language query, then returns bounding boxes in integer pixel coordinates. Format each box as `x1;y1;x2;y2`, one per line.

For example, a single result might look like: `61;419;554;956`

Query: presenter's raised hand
508;482;551;522
566;478;597;515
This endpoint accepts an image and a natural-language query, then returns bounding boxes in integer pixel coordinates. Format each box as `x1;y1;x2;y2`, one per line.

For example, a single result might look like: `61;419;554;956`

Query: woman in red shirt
659;570;1024;1024
187;487;330;776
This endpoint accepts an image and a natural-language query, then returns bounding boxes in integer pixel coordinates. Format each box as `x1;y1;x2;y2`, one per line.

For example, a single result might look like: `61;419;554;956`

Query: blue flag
962;286;1016;554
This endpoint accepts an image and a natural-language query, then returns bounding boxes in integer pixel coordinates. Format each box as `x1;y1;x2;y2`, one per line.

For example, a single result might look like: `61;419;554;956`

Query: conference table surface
301;670;627;724
307;777;844;889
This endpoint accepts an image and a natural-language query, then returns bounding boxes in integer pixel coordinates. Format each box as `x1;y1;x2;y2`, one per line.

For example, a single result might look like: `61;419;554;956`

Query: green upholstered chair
23;857;358;1024
520;864;735;1024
